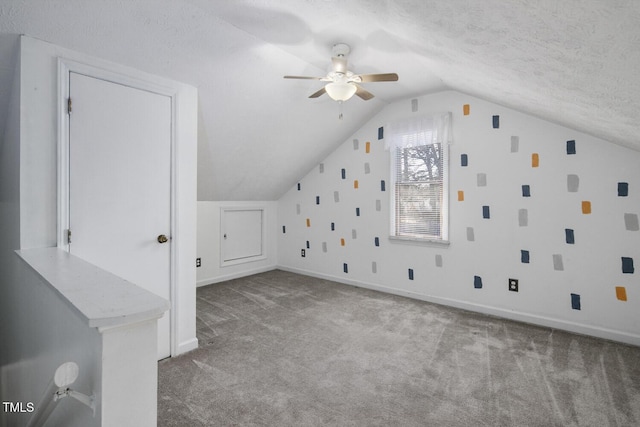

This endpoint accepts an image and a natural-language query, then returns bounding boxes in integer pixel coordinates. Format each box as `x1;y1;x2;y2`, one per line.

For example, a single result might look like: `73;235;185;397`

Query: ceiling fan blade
356;73;399;83
309;87;327;98
354;84;374;101
331;56;348;73
284;75;324;80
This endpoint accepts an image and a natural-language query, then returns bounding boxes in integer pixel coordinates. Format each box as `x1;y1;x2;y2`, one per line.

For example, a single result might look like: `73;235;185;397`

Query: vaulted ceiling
1;1;639;200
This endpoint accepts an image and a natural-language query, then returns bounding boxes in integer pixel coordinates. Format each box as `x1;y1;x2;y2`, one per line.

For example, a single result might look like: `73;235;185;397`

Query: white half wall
197;201;278;286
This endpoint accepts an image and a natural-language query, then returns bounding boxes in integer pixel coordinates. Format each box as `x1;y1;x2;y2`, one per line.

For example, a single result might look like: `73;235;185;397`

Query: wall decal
582;201;592;214
511;136;519;153
316;196;320;205
492;115;499;128
378;127;384;140
571;293;581;310
474;275;483;289
343;263;348;273
277;91;640;345
618;182;629;197
553;254;564;271
306;240;310;249
467;227;475;241
297;183;301;191
624;213;639;231
565;229;575;244
532;153;539;167
463;104;470;115
567;174;580;192
354;180;359;189
518;209;529;227
306;218;311;227
408;268;414;280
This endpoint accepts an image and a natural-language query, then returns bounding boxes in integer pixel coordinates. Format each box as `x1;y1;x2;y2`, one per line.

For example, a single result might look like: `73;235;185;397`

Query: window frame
388;117;450;246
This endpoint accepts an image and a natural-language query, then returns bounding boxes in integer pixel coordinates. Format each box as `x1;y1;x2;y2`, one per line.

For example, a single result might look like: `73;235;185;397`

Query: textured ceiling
1;0;639;200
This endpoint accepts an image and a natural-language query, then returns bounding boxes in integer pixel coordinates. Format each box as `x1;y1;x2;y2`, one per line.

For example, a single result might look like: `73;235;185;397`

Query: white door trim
57;58;180;356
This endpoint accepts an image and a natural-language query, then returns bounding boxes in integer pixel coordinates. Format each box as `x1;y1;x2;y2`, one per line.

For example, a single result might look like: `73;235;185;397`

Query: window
387;113;451;243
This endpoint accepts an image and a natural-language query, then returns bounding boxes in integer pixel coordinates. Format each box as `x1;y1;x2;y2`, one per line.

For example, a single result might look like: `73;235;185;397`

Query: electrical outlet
196;257;201;267
301;249;306;257
508;278;518;292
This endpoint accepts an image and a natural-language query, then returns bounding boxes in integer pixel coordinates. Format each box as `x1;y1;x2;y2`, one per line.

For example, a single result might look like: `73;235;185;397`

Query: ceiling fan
284;43;398;102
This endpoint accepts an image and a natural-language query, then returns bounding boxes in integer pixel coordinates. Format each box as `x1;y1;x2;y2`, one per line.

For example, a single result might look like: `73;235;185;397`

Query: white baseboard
277;265;640;348
175;337;198;356
196;265;277;287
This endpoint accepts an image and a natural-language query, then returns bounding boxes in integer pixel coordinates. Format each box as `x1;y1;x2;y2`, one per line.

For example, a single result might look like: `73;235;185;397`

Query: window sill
388;236;450;247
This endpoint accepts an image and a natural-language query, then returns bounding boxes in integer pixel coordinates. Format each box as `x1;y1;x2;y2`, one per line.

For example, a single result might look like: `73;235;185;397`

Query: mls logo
2;401;35;413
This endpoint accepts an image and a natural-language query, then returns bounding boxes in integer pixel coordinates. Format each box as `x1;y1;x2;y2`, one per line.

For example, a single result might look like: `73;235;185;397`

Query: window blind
387;112;451;241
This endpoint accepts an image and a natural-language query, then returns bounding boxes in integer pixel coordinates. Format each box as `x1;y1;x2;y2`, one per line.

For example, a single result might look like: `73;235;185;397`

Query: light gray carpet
158;270;640;426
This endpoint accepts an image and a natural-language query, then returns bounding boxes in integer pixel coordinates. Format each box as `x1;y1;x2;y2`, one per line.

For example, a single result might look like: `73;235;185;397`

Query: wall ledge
16;247;169;329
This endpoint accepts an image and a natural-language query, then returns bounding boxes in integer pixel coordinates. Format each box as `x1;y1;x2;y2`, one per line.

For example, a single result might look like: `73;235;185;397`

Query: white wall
0;35;198;425
278;90;640;346
1;257;103;427
17;35;198;355
197;201;278;286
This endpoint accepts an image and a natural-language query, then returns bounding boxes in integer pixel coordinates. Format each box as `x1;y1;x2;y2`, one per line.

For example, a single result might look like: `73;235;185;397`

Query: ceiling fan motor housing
332;43;350;58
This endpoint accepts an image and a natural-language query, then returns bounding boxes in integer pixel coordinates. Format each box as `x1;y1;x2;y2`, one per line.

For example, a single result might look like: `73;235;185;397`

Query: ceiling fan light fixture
325;82;357;101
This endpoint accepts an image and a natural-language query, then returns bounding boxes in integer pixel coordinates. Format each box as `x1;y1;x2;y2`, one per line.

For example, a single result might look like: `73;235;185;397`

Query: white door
68;71;172;359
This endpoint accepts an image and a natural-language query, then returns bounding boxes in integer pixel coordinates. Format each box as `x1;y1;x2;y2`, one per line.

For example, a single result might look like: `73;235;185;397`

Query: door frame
57;58;180;356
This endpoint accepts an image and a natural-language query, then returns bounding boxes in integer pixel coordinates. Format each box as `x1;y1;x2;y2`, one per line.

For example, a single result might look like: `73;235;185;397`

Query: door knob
157;234;169;243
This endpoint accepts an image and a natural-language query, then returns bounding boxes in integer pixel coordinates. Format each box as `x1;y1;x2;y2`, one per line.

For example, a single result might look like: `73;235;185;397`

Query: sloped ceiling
1;1;639;200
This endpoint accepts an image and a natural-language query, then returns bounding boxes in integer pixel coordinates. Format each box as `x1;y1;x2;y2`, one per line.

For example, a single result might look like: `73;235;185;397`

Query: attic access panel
220;208;265;266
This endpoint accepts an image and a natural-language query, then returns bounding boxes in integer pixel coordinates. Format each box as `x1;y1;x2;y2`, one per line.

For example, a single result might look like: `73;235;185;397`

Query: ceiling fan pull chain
338;100;344;120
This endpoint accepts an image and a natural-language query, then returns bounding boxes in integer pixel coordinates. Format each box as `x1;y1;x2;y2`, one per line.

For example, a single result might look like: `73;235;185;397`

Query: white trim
277;265;640;348
57;58;181;357
176;337;199;355
197;265;277;287
219;206;268;267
